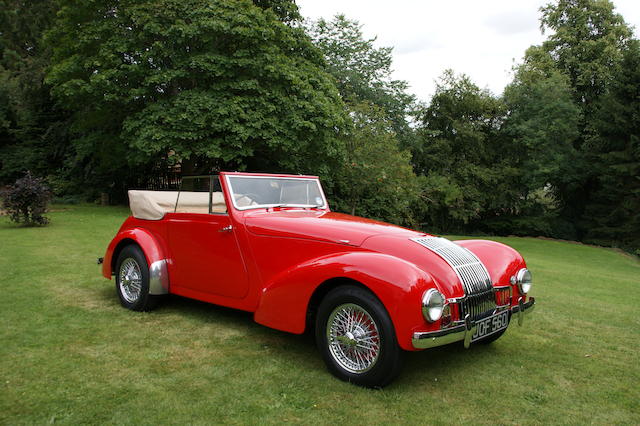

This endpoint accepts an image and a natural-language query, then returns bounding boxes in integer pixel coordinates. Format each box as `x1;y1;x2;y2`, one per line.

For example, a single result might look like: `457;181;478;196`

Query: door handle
219;225;233;233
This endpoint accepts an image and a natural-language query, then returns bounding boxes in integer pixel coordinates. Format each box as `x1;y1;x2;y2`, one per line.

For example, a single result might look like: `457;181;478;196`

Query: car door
166;212;249;299
165;176;249;300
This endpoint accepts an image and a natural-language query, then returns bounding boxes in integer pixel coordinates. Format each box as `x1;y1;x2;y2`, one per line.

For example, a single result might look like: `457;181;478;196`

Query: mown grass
1;205;638;424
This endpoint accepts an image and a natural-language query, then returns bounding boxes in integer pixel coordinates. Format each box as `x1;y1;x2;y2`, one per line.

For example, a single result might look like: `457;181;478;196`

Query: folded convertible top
128;190;226;220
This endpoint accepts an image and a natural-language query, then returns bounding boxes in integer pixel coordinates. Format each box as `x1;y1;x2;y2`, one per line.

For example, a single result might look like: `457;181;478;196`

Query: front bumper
412;296;536;349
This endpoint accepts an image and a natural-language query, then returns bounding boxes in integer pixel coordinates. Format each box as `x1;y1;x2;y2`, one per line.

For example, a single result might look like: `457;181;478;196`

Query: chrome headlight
422;289;446;322
514;268;532;294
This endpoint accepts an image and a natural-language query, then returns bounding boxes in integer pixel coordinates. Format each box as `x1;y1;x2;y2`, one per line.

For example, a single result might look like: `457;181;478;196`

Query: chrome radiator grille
411;236;496;320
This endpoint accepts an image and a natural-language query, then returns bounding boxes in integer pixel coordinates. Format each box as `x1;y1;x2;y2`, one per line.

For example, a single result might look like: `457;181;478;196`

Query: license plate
471;310;509;342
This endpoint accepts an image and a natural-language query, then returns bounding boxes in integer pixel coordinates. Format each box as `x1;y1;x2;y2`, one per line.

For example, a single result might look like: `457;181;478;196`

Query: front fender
455;239;526;285
456;239;529;302
102;226;170;295
253;251;439;351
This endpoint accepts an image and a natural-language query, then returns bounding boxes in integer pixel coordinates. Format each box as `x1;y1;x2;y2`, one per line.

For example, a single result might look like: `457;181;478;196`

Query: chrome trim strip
412;297;536;349
224;175;328;211
149;259;169;295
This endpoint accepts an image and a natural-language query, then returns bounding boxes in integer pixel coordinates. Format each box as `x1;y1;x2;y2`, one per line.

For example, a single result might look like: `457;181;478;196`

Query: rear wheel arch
111;238;139;275
114;244;159;311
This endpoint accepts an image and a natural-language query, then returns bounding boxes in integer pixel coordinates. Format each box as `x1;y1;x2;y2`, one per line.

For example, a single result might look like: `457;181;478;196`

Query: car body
101;171;535;387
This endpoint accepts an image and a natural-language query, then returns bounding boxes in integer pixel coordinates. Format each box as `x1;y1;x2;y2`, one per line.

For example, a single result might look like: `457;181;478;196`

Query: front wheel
115;245;158;311
315;285;402;388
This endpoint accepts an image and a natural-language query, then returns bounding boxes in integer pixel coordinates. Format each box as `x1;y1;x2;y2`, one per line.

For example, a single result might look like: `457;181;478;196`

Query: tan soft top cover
128;190;226;220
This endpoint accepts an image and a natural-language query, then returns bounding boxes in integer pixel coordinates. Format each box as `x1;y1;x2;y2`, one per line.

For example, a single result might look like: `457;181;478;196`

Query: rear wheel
315;285;402;388
115;245;158;311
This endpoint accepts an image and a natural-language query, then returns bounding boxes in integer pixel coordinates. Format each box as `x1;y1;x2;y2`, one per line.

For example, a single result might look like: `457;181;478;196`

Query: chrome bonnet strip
411;236;496;319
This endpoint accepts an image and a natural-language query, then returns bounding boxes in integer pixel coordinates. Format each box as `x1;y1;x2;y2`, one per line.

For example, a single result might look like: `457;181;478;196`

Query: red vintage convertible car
101;172;535;387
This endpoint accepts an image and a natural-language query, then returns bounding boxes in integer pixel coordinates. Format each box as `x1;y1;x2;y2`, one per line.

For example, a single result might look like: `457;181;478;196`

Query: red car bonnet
243;209;421;247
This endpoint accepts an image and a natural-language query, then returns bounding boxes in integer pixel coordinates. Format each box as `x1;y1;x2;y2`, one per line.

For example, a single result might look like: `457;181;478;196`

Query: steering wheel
235;193;261;206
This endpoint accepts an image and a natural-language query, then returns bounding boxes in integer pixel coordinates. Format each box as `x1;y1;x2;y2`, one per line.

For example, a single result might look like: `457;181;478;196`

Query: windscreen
226;176;326;210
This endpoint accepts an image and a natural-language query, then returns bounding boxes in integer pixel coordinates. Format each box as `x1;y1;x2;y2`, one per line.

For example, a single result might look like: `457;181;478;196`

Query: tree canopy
1;0;639;253
413;71;514;231
306;15;416;148
46;0;348;182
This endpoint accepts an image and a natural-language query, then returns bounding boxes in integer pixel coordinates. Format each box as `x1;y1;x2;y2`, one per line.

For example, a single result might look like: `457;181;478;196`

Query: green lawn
1;205;638;424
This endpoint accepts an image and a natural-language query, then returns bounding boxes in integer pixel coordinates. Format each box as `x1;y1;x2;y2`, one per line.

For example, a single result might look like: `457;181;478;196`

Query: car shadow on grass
158;294;319;354
148;294;507;388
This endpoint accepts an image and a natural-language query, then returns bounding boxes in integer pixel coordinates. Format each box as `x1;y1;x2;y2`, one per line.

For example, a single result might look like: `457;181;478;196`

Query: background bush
1;172;51;226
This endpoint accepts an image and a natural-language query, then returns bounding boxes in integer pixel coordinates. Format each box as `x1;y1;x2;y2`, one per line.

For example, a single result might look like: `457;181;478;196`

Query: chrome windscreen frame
224;175;328;211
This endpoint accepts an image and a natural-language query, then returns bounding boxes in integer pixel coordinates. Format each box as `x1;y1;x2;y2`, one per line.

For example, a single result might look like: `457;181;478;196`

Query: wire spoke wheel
326;303;381;374
118;257;142;303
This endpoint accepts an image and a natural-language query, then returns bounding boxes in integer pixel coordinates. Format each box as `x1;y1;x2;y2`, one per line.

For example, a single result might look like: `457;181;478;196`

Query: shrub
1;172;51;226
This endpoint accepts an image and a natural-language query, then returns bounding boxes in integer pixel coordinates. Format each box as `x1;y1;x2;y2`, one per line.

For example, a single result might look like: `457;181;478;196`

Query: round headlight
515;268;532;294
422;289;446;322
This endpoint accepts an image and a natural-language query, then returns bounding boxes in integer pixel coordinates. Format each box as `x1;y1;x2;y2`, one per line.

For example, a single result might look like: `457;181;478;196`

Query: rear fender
102;228;170;295
253;252;438;351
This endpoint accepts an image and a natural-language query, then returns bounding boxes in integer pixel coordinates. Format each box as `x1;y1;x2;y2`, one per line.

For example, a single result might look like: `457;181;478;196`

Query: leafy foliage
503;69;581;192
413;71;514;232
499;66;582;238
1;0;639;253
252;0;301;23
331;102;422;226
582;41;640;251
306;15;416;148
46;0;347;181
0;0;71;184
1;172;51;225
540;0;633;113
533;0;636;236
305;14;421;225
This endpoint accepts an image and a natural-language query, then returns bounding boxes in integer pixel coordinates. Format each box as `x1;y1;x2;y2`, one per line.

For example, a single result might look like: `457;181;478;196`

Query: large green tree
306;15;416;148
530;0;635;235
46;0;348;194
503;70;581;192
305;14;421;224
498;68;582;237
583;41;640;252
539;0;633;115
0;0;70;184
413;71;515;232
331;102;422;226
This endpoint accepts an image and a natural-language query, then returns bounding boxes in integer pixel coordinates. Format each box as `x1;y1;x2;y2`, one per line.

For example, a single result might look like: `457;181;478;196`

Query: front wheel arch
306;277;378;334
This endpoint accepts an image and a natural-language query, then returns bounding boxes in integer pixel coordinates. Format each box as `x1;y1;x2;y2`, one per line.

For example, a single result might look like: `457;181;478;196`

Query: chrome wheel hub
327;303;381;374
119;258;142;303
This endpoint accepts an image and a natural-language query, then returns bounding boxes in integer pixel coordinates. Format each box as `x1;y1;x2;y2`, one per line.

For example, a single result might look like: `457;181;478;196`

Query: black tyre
115;245;158;311
315;285;403;388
